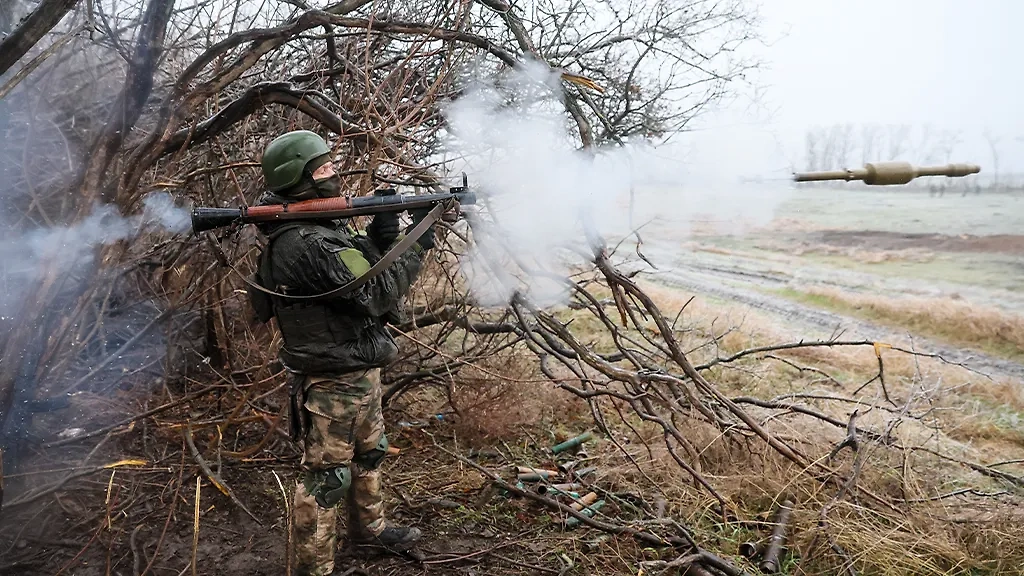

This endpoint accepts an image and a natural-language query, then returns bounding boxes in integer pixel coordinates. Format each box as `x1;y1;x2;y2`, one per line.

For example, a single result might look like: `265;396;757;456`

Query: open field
626;186;1024;375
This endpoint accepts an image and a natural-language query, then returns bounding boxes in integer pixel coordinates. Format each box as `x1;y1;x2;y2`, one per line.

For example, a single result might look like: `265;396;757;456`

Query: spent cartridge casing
515;466;560;476
518;471;559;482
537;482;583;495
551;431;593;454
759;499;794;574
566;499;606;528
570;491;599;511
739;541;763;559
572;466;597;480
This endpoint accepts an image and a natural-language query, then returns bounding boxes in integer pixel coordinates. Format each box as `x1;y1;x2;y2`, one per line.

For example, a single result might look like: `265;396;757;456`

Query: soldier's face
312;162;336;181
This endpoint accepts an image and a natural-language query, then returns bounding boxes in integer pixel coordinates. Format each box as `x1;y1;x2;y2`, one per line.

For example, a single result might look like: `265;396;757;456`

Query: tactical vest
248;222;398;374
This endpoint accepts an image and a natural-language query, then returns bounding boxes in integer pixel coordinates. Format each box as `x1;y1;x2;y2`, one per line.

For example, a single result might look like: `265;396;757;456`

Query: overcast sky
678;0;1023;179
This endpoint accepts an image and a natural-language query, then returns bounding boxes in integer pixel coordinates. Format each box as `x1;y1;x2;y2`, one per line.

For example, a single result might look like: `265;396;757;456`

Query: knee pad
303;466;351;508
353;434;389;470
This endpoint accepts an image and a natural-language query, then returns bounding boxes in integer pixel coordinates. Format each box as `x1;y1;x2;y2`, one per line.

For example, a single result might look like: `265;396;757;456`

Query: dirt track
650;260;1024;383
810;230;1024;255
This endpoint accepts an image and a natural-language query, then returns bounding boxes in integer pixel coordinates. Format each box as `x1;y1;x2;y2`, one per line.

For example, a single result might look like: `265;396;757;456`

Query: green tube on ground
566;499;606;528
551;431;593;454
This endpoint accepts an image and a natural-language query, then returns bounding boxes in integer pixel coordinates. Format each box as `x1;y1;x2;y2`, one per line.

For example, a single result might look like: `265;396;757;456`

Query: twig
828;411;860;461
905;488;1009;502
140;451;186;576
639;550;748;576
854;347;896;407
64;306;177;392
191;476;200;576
131;525;145;576
5;466;115;507
764;354;843;387
912;447;1024;487
273;470;292;576
182;425;262;524
988;458;1024;468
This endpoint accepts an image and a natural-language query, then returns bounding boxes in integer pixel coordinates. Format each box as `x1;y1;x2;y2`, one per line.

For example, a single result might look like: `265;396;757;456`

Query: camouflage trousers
293;368;387;576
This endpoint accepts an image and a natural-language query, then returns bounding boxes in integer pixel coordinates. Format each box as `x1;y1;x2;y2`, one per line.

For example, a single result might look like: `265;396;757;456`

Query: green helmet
261;130;331;193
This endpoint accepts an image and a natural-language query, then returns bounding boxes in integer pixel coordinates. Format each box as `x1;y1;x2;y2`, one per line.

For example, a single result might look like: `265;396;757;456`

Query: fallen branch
912;447;1024;488
639;549;748;576
182;425;261;524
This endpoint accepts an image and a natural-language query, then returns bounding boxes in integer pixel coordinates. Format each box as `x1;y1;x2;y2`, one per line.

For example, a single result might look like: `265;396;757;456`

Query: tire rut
654;264;1024;383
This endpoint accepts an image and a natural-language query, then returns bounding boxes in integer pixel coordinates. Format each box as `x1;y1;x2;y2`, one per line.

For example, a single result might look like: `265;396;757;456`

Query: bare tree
885;123;911;159
860;123;880;163
984;128;1001;189
804;128;820;170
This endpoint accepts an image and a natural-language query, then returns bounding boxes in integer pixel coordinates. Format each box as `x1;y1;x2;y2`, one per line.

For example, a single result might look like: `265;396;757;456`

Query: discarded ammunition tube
572;466;597;480
553;483;584;492
738;541;762;559
518;472;558;482
515;466;560;476
557;460;579;473
566;499;606;528
759;500;794;573
570;491;599;511
551;431;593;454
537;482;583;495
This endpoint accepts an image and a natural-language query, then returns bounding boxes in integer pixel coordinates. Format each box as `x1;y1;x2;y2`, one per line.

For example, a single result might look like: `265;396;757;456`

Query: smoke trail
0;192;191;320
441;62;793;306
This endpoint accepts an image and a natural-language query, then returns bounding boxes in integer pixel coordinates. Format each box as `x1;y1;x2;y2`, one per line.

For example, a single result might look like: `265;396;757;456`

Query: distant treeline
801;123;1022;191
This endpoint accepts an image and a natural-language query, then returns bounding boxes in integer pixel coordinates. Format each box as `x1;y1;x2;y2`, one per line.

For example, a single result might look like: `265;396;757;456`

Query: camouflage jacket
248;203;423;375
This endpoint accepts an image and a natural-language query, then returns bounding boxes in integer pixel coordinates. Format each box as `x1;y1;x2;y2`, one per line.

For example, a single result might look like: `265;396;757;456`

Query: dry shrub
555;279;1024;574
398;342;590;444
579;394;1024;575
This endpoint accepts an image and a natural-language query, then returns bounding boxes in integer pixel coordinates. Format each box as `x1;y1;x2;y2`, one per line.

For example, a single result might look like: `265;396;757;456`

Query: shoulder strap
237;202;444;301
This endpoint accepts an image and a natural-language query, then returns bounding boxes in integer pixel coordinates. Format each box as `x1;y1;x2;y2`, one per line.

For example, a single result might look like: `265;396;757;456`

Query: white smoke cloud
441;63;793;307
0;192;191;319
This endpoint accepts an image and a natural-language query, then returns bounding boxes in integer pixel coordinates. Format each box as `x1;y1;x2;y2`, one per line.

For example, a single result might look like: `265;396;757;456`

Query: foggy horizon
676;0;1023;181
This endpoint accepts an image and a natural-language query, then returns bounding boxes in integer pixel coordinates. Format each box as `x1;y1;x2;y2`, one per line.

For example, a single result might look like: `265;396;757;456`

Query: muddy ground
807;230;1024;255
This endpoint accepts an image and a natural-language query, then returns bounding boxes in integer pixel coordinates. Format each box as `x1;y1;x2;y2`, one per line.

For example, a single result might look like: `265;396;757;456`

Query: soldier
247;130;432;575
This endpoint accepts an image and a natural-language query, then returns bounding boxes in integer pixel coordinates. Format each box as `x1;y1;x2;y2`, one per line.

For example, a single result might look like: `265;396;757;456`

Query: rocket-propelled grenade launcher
792;162;980;185
191;179;477;234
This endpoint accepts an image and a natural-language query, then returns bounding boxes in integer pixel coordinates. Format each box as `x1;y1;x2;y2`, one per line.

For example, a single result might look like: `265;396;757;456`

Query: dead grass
380;266;1024;575
533;279;1024;574
775;286;1024;363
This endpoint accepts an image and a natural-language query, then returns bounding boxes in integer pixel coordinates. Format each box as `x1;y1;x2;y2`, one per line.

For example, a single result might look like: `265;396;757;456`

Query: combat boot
352;525;422;552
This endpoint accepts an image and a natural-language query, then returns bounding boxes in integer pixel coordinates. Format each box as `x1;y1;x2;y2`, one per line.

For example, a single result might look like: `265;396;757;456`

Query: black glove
408;207;436;250
367;211;401;249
